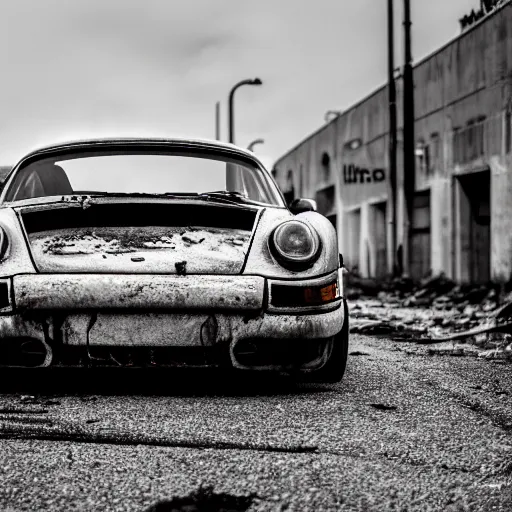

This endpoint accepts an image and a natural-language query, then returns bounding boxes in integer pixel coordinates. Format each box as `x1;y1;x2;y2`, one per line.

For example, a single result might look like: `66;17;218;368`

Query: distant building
0;166;11;184
272;1;512;284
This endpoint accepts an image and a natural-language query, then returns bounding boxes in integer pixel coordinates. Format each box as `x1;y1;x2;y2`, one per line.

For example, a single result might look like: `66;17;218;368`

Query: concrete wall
274;87;392;276
273;2;512;283
411;2;512;282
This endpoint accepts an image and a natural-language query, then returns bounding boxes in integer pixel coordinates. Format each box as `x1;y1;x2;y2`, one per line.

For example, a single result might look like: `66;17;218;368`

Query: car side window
6;164;74;201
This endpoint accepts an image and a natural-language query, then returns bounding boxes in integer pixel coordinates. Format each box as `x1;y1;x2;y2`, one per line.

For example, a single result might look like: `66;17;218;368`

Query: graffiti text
343;164;386;184
459;0;506;31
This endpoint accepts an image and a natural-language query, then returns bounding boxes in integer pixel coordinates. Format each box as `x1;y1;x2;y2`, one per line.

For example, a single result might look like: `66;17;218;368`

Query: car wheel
298;299;349;384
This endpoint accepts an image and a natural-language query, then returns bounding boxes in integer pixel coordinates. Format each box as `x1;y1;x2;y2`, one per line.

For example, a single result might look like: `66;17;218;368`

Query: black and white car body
0;138;349;382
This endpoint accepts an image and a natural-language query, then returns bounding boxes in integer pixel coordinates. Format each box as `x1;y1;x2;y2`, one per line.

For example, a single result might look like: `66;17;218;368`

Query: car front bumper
0;272;345;369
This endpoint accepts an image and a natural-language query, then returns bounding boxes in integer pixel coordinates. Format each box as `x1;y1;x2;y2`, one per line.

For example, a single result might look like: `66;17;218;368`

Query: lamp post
388;0;398;276
215;101;221;140
402;0;415;278
228;78;262;144
247;138;264;152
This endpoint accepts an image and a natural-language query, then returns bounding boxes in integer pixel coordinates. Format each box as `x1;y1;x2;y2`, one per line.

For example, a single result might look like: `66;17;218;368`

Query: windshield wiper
68;192;200;199
64;191;251;205
198;191;250;204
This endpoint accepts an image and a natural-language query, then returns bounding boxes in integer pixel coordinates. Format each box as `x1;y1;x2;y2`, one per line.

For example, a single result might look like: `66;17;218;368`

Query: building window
452;127;460;164
453;118;485;165
321;152;331;182
430;132;441;172
475;116;486;158
416;139;431;175
466;119;475;161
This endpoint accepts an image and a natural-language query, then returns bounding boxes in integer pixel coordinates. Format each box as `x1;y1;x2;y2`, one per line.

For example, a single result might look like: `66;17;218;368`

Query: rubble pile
345;270;512;359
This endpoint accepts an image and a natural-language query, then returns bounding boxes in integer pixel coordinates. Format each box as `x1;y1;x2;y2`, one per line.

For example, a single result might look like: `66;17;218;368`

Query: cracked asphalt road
0;334;511;511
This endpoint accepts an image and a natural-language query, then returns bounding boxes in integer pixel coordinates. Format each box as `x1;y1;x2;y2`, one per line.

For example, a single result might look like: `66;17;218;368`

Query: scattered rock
346;270;512;355
352;322;395;335
345;287;363;299
79;396;98;403
19;395;37;404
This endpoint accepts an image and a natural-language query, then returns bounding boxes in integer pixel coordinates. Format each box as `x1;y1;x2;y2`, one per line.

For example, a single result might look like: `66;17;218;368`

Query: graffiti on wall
343;164;386;184
459;0;507;31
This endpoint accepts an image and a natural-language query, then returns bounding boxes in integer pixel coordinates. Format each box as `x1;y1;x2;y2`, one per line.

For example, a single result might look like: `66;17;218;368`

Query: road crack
0;428;319;454
450;394;512;433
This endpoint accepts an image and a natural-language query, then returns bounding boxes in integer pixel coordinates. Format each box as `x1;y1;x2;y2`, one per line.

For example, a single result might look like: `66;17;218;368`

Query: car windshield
3;148;284;206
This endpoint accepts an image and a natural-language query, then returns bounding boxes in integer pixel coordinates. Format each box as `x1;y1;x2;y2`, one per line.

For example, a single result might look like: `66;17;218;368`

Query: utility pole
388;0;398;276
402;0;415;277
215;102;221;140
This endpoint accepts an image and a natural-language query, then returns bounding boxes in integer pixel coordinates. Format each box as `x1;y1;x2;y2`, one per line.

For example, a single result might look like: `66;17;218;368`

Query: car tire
298;299;349;384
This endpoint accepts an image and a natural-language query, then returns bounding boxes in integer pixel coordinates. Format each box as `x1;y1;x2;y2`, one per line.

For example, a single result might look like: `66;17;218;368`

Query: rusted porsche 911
0;138;349;382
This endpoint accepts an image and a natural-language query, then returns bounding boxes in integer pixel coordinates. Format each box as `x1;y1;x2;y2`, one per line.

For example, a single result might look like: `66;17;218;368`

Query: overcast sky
0;0;479;168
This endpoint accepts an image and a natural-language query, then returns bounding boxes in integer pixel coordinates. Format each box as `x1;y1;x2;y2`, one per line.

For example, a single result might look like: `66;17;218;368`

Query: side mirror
289;198;317;215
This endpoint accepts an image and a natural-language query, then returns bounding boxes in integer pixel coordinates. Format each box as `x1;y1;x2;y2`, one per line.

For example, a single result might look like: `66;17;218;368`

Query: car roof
13;137;267;169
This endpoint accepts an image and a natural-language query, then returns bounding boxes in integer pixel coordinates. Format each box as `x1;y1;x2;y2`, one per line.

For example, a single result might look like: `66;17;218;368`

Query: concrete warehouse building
272;1;512;285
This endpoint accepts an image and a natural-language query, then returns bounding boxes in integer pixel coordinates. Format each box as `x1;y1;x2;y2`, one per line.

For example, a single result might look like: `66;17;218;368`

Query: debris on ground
42;399;61;406
345;270;512;359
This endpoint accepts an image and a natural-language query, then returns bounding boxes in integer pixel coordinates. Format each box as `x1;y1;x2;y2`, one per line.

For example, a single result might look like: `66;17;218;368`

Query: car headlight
269;220;321;269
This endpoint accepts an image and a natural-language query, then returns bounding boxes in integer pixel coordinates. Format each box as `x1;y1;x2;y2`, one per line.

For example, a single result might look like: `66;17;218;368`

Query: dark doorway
456;170;491;283
370;201;388;279
346;208;361;271
410;191;431;280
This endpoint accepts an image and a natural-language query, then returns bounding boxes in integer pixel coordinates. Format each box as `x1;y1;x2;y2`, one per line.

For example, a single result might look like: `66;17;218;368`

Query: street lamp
247;138;264;152
228;78;263;144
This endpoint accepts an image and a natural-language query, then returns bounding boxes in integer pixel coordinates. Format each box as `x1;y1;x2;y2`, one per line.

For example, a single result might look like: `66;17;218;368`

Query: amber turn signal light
304;282;339;304
270;279;340;308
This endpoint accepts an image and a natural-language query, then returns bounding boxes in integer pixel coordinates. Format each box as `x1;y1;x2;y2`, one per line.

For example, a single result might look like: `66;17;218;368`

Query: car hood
13;197;276;275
